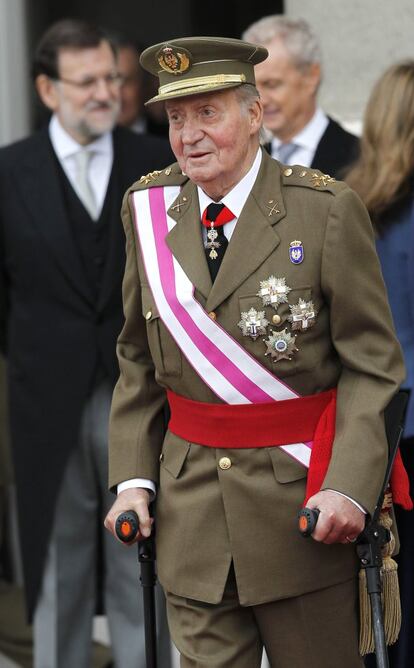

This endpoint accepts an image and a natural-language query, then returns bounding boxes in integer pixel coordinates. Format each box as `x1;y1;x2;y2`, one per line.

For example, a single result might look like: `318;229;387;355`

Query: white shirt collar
197;147;262;218
272;108;329;153
48;114;113;161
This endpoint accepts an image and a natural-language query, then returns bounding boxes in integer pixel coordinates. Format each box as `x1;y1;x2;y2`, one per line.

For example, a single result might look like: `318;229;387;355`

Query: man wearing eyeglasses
0;18;173;668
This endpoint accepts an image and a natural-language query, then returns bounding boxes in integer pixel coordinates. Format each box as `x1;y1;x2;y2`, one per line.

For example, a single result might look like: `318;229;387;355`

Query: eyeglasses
55;73;123;93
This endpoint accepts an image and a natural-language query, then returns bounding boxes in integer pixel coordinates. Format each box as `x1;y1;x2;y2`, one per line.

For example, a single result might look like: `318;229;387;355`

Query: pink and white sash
131;186;312;466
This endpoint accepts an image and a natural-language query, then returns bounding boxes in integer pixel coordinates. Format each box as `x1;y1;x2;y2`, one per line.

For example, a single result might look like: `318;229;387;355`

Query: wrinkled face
117;46;143;127
166;88;262;199
44;40;121;144
254;38;320;142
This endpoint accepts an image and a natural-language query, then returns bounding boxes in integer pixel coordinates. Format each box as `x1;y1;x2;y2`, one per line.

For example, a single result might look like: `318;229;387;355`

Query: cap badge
289;240;304;265
263;328;298;362
238;308;269;341
157;46;191;75
288;299;317;331
257;276;291;310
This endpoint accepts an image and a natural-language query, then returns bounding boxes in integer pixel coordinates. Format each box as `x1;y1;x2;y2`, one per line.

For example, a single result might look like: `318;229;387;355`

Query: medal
238;308;269;340
289;240;304;265
288;298;317;331
257;276;291;309
206;227;220;260
201;204;235;260
263;328;298;362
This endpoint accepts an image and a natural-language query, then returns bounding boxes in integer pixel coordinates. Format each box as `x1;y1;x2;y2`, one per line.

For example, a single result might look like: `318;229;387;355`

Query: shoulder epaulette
281;165;347;195
130;162;188;192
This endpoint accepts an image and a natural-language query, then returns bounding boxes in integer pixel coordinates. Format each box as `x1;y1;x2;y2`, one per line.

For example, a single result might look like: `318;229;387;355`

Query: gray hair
242;15;322;72
235;83;260;112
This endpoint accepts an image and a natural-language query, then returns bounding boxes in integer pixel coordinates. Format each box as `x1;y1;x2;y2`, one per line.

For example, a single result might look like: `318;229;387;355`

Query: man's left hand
306;490;365;544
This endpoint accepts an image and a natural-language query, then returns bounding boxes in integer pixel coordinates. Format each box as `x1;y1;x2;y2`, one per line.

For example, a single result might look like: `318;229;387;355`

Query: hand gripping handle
115;510;139;543
298;508;320;537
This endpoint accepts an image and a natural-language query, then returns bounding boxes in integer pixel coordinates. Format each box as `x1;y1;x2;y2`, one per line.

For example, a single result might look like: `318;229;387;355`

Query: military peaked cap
140;36;268;104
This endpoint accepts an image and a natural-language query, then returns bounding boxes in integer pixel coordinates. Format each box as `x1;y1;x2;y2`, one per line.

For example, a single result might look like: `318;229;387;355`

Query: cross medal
206;224;220;260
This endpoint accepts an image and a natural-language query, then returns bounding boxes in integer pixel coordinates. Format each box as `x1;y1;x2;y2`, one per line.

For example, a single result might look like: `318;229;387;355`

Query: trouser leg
33;395;98;668
253;577;364;668
165;565;263;668
166;563;363;668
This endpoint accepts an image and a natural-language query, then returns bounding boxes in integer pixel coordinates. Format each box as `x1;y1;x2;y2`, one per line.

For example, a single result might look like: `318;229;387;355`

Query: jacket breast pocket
141;286;182;378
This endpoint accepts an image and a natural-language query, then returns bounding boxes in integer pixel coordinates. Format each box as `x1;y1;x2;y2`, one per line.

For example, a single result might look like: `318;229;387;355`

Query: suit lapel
16;130;94;305
206;152;286;312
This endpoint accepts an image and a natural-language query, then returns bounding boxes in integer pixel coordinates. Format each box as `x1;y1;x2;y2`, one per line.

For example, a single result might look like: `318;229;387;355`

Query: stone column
0;0;30;146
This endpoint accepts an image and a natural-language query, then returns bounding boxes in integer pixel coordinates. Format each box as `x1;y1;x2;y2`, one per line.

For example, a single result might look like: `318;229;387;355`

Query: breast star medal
257;276;291;309
238;308;269;340
288;299;317;331
263;329;298;362
289;240;304;265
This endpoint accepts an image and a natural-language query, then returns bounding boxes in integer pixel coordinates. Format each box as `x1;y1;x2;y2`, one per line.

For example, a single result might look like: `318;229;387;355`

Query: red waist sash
167;388;337;503
167;389;413;510
167;388;334;448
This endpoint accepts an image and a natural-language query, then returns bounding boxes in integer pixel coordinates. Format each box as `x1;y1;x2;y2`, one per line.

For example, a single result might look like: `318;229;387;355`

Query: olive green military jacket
109;149;404;606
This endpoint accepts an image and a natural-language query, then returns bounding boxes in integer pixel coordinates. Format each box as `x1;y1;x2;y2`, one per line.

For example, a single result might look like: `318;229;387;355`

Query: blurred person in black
0;18;173;668
242;15;359;178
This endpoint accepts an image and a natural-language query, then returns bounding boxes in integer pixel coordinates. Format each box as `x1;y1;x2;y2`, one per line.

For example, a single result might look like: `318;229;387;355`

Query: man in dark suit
242;15;359;178
0;19;173;668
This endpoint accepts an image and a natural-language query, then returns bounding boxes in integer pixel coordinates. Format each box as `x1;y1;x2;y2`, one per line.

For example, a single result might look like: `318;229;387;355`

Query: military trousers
166;564;364;668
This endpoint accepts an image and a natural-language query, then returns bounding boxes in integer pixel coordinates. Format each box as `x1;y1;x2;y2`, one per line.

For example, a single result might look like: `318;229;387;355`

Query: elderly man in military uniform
105;36;405;667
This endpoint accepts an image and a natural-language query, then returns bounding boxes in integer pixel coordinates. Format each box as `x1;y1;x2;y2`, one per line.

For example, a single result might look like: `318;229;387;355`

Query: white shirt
49;114;113;216
270;108;329;168
198;147;262;242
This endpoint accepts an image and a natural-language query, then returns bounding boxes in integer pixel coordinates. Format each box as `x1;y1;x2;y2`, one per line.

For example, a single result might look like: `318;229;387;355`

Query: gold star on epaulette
139;170;162;185
310;173;336;188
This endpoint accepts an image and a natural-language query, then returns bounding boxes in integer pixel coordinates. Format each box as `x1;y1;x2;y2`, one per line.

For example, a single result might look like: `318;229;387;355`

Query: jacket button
208;311;216;320
284;167;293;177
159;452;164;462
218;456;232;470
272;314;281;325
145;310;152;320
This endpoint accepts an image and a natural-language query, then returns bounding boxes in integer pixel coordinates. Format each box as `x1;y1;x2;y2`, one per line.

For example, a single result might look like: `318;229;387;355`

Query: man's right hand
104;487;151;544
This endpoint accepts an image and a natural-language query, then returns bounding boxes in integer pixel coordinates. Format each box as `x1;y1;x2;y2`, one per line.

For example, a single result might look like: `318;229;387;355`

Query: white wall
0;0;31;146
286;0;414;131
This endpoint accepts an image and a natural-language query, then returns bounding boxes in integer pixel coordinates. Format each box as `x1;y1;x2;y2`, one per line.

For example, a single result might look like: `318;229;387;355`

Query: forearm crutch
298;391;408;668
116;510;158;668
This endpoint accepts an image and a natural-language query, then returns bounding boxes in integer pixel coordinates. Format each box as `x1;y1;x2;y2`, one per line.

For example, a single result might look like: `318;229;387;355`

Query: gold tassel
380;512;401;647
359;491;402;656
359;568;375;655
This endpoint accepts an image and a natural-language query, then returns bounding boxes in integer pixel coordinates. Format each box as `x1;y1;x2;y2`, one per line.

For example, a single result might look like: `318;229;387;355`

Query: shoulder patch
130;162;188;192
282;166;346;195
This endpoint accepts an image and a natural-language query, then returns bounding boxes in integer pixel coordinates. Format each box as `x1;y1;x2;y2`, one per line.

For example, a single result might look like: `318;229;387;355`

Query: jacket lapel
166;179;212;302
16;130;94;305
206;152;286;312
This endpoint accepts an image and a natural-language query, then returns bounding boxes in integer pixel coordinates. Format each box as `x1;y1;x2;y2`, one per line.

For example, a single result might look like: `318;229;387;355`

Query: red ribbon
201;205;235;228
